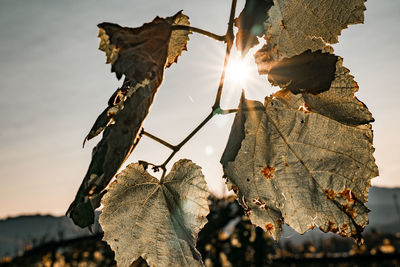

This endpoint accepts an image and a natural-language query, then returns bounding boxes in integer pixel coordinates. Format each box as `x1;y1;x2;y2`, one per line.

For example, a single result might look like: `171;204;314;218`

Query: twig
220;108;239;114
141;130;175;150
171;25;226;42
148;0;238;180
156;111;214;179
212;0;237;111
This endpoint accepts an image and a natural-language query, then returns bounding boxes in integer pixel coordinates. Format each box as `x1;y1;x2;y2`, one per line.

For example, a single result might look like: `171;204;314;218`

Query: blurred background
0;0;399;265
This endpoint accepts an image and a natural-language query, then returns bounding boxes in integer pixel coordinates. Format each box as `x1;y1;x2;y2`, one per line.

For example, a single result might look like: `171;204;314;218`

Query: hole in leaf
298;103;311;113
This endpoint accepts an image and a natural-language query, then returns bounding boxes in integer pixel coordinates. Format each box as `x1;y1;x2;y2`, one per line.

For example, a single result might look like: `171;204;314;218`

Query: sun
219;49;271;105
225;57;252;85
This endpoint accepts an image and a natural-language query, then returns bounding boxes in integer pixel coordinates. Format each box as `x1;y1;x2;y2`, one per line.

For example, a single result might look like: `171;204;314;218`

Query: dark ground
1;197;400;266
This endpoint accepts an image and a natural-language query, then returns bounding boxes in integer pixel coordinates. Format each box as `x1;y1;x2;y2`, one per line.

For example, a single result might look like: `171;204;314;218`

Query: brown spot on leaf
324;189;336;200
282;156;289;167
260;166;275;179
338;188;354;203
252;198;265;205
265;223;274;233
280;20;287;29
309;223;315;230
328;221;338;233
342;204;357;218
339;223;349;237
252;198;267;210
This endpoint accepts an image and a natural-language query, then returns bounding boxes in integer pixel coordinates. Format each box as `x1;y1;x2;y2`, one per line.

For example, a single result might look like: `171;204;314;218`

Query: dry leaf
231;0;376;241
165;12;190;67
67;11;190;228
276;57;374;126
256;0;366;63
234;0;273;56
254;0;366;93
221;92;378;241
98;11;190;81
100;159;209;267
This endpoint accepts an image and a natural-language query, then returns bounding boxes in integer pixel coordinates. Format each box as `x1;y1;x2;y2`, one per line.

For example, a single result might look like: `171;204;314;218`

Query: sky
0;0;399;219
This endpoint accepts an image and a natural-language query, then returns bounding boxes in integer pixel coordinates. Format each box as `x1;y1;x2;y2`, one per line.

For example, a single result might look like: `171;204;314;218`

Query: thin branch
152;0;239;179
220;108;238;114
158;111;215;179
171;25;226;42
219;106;266;114
212;0;237;111
227;0;238;37
176;112;214;150
141;130;175;151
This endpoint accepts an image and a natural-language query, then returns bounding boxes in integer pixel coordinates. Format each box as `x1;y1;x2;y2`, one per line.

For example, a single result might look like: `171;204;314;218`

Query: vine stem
141;130;175;150
143;0;238;179
160;111;214;178
213;0;237;111
171;25;226;42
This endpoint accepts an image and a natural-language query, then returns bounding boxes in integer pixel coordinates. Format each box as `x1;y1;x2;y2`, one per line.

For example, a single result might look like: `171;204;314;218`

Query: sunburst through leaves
67;1;378;266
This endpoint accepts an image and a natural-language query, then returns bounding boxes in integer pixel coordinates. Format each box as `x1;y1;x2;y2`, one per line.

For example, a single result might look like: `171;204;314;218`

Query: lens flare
225;57;251;85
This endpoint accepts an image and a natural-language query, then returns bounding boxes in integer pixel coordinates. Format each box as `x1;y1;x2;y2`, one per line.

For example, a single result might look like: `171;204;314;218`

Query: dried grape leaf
165;11;191;67
275;57;374;126
67;11;191;228
98;11;190;81
254;0;366;93
234;0;273;56
100;159;210;267
256;0;366;63
68;78;154;227
221;93;378;241
83;107;109;145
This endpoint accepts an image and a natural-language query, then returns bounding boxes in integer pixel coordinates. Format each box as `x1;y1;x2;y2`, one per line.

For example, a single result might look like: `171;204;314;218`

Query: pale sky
0;0;399;218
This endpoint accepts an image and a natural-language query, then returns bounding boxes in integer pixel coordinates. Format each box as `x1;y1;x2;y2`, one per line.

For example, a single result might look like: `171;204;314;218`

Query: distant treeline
2;198;400;267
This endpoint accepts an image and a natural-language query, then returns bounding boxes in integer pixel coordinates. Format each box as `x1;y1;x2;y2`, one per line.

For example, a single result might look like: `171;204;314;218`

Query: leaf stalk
171;25;226;42
141;130;175;150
